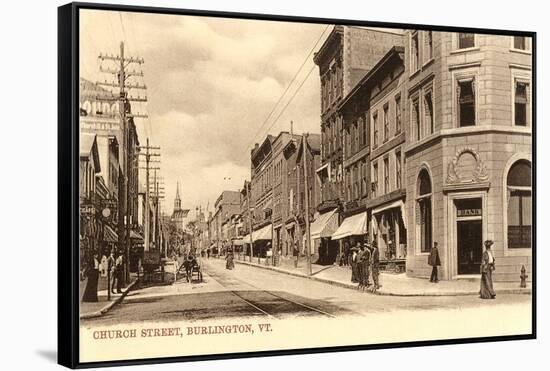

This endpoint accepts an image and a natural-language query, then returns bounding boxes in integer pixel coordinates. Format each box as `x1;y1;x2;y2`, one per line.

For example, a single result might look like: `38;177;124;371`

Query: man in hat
480;240;496;299
428;242;441;283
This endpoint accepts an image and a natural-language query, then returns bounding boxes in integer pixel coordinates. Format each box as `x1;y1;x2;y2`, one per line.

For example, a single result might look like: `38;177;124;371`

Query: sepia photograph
67;3;534;366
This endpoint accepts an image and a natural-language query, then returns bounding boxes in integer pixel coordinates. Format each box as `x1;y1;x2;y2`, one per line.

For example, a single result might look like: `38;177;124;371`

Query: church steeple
174;181;182;211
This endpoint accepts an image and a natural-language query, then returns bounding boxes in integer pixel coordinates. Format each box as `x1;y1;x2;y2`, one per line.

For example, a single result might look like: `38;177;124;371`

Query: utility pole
97;41;147;284
138;139;160;252
303;133;312;276
246;182;254;262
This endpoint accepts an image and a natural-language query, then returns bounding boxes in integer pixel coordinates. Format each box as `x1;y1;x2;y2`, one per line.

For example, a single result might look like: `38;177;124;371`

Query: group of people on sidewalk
82;250;125;303
349;241;380;292
427;240;497;299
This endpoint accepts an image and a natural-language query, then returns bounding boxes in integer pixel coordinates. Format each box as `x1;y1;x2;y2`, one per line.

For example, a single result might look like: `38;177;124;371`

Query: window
424;91;434;134
458;33;475;49
416;169;432;253
346;170;351;201
425;31;433;61
412;98;421;140
396;151;402;189
354;121;359;154
372;162;378;198
362;160;368;197
373;112;379;148
411;31;419;72
395;95;402;134
383;104;389;142
514;81;529;126
383;157;389;194
353;165;359;199
458;79;475;127
362;116;368;147
513;36;527;51
507;160;531;249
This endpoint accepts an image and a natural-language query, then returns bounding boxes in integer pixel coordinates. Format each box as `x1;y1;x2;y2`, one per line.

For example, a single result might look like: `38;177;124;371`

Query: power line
244;24;330;151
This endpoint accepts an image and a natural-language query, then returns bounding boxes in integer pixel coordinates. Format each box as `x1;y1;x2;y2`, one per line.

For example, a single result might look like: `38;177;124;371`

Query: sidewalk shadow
36;350;56;363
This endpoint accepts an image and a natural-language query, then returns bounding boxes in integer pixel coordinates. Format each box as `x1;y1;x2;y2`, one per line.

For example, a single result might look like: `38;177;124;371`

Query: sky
80;9;330;220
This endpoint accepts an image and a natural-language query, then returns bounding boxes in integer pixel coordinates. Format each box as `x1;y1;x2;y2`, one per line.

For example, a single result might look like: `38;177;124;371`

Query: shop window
514;81;529;126
416;169;432;253
507;160;532;249
457;79;476;127
458;33;475;49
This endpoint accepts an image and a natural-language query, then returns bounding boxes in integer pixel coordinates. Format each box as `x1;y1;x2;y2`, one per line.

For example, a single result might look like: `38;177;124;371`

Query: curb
80;279;138;319
234;260;531;297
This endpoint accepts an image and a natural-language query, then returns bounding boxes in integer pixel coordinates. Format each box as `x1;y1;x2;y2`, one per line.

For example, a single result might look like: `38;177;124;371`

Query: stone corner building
313;27;532;282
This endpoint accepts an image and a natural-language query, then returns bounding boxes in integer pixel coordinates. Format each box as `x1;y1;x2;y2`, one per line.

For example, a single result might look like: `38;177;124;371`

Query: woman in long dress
480;240;496;299
82;252;100;302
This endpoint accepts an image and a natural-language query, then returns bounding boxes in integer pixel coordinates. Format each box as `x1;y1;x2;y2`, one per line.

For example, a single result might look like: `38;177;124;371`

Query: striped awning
310;209;339;240
103;225;118;243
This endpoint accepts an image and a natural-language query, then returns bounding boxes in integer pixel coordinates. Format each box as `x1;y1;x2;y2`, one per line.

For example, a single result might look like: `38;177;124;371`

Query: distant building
171;182;190;231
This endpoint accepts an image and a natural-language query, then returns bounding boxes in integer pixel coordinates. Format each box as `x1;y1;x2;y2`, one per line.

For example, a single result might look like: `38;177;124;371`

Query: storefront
331;212;368;261
371;200;407;272
310;208;339;265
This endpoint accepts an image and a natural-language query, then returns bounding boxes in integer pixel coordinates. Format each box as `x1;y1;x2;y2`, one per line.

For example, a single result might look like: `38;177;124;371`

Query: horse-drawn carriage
183;255;203;283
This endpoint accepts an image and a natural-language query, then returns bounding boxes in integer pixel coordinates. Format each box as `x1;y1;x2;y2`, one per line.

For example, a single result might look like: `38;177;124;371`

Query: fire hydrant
520;265;528;288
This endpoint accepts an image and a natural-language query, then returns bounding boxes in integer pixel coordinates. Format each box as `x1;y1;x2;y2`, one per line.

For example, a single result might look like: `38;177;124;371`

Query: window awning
310;209;339;240
331;212;367;240
103;225;118;243
372;200;407;228
253;224;272;241
129;230;144;242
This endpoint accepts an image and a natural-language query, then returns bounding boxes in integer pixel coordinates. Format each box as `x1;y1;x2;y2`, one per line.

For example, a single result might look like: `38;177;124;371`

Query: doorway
457;220;482;274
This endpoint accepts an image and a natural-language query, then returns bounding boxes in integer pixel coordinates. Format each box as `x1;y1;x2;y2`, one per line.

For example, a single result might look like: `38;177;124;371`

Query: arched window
416;169;432;253
507;160;532;249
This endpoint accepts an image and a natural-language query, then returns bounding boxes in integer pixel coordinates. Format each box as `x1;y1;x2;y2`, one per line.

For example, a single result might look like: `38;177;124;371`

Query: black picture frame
58;2;536;368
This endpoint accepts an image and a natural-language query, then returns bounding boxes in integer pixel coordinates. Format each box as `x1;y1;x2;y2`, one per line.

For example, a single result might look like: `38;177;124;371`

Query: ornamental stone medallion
446;147;489;184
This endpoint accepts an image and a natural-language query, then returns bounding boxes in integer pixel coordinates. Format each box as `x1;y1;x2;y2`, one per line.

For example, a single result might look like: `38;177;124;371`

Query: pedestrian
343;241;350;267
225;250;234;270
480;240;496;299
207;247;211;259
350;246;358;283
266;243;272;266
82;252;100;302
293;240;299;268
356;243;365;289
111;252;124;294
428;241;441;283
371;241;380;291
360;243;372;291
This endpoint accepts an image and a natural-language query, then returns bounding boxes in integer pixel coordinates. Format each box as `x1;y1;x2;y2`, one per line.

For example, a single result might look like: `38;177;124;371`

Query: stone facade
403;31;532;281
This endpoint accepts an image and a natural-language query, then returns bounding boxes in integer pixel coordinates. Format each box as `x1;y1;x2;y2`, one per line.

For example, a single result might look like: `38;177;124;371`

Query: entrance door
457;220;482;274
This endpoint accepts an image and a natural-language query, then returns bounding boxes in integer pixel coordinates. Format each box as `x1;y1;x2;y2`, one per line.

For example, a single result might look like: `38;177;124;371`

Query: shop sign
457;208;482;217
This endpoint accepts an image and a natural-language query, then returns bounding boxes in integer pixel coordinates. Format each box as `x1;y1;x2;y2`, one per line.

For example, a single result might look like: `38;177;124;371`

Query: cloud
80;9;328;215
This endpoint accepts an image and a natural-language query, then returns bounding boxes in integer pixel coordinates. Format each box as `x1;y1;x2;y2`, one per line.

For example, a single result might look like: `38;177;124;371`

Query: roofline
340;46;405;108
313;25;344;66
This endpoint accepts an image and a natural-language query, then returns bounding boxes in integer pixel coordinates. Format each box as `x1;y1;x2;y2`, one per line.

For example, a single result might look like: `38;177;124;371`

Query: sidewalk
233;256;531;297
80;273;138;319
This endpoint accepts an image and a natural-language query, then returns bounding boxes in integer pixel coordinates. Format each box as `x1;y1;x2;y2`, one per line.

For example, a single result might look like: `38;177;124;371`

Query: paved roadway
81;257;531;326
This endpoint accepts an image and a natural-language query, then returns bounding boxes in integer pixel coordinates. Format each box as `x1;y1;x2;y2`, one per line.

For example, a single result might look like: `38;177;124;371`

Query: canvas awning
253;224;272;241
372;199;407;228
331;212;367;240
310;209;339;240
103;225;118;243
129;229;144;242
